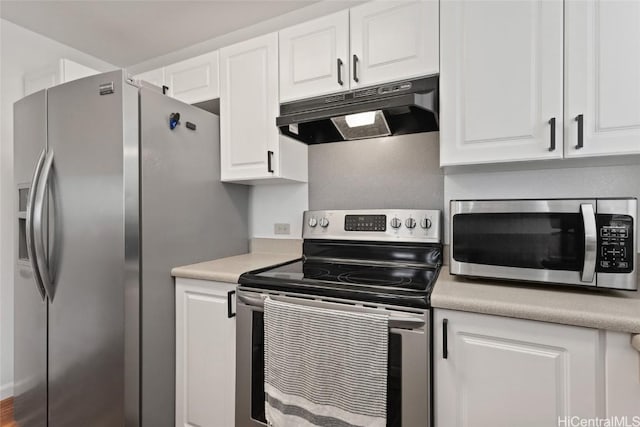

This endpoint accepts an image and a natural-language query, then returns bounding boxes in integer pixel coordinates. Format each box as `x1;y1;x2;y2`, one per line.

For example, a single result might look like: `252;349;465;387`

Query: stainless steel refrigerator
13;69;249;427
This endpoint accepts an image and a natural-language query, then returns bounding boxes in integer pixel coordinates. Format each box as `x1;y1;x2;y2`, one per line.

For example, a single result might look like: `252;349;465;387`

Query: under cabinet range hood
276;76;439;144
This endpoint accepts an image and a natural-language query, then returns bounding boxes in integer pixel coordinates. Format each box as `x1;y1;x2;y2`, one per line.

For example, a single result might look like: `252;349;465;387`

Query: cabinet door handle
548;117;556;152
267;150;274;173
227;290;236;318
352;54;359;83
575;114;584;149
337;58;344;86
443;318;449;359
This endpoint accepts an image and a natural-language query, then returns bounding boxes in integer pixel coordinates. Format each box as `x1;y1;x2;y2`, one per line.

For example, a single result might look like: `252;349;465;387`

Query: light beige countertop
432;266;640;334
171;238;301;284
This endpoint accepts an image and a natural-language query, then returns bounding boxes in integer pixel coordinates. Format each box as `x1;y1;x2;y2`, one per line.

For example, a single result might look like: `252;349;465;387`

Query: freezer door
46;70;138;427
139;88;248;427
13;90;48;427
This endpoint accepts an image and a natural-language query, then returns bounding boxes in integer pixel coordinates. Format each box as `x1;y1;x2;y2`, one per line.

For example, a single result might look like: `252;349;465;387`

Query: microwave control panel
597;214;634;273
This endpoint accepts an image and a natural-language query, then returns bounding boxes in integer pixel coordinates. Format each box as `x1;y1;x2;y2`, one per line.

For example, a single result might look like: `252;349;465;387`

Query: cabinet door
165;51;220;104
220;33;279;181
23;59;98;96
279;10;350;102
349;1;438;88
134;68;166;89
440;0;564;166
604;332;640;418
434;310;599;427
565;0;640;157
175;279;236;427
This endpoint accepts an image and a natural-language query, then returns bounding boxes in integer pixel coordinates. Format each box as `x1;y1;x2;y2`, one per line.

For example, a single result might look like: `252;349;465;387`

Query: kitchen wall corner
248;183;309;239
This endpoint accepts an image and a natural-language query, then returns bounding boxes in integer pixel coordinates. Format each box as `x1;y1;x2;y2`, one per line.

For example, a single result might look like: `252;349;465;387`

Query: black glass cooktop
239;259;439;309
238;240;443;309
256;259;436;290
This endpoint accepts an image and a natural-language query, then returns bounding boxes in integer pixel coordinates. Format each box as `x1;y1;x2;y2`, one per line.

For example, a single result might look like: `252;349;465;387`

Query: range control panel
344;215;387;231
303;209;441;243
597;214;634;273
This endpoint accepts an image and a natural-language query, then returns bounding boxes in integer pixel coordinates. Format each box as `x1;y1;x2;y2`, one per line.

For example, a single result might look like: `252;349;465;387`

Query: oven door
450;199;598;287
235;289;431;427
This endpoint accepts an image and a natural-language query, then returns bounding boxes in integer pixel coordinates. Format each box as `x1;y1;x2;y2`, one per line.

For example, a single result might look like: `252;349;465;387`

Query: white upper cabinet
220;33;308;184
220;34;279;181
279;10;350;102
349;0;439;88
564;0;640;158
24;59;100;96
164;51;220;104
434;309;600;427
134;68;166;90
440;0;564;166
278;1;439;101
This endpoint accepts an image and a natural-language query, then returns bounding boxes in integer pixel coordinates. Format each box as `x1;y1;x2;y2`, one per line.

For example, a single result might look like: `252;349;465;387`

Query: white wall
249;183;308;239
0;18;114;399
444;162;640;248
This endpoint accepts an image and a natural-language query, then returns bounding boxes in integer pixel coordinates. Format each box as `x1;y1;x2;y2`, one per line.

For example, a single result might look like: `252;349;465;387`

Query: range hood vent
276;76;438;144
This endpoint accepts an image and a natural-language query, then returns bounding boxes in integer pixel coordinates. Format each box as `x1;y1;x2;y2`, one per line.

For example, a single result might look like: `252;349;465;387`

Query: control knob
405;218;417;229
308;217;317;227
421;218;432;229
390;217;402;229
319;217;330;228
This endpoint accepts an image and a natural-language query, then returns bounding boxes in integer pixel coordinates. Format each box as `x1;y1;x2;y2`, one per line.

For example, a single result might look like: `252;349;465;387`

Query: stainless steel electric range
235;209;443;427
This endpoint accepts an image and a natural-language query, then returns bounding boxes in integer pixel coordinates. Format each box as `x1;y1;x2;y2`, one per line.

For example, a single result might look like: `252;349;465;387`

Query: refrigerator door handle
26;148;47;300
33;149;55;300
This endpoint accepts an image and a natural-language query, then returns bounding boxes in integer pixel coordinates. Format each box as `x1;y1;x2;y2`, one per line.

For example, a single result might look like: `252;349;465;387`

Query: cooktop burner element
239;209;443;309
337;270;412;287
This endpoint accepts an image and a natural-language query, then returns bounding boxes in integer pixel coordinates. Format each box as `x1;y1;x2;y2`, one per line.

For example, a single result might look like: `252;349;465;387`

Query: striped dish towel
264;297;389;427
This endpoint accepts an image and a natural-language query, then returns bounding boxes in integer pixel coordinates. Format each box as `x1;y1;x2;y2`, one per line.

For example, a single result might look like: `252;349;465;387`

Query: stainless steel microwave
450;198;637;290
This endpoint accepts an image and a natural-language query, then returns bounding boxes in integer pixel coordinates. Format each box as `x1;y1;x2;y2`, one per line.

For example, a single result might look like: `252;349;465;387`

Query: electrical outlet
274;223;290;235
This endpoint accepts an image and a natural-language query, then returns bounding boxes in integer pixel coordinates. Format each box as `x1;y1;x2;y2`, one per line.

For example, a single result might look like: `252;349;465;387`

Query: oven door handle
237;292;425;329
580;203;597;283
237;292;265;308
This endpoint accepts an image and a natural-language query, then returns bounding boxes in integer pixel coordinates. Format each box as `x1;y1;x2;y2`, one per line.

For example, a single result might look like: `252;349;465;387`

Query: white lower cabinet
434;309;640;427
604;331;640;418
175;278;236;427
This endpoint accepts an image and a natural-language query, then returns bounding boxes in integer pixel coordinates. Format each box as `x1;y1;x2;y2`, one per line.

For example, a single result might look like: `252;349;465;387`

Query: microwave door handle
580;203;597;283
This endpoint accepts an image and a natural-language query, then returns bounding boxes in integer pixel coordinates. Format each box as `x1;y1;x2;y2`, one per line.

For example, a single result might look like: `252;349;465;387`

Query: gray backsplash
308;132;443;210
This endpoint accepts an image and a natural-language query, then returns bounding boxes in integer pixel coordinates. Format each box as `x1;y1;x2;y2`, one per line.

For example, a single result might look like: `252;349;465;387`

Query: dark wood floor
0;397;16;427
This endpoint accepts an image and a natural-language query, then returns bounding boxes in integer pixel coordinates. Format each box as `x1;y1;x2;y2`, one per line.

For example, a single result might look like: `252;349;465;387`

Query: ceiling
0;0;318;67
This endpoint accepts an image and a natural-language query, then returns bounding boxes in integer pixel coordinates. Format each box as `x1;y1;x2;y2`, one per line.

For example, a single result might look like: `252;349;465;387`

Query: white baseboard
0;382;13;400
